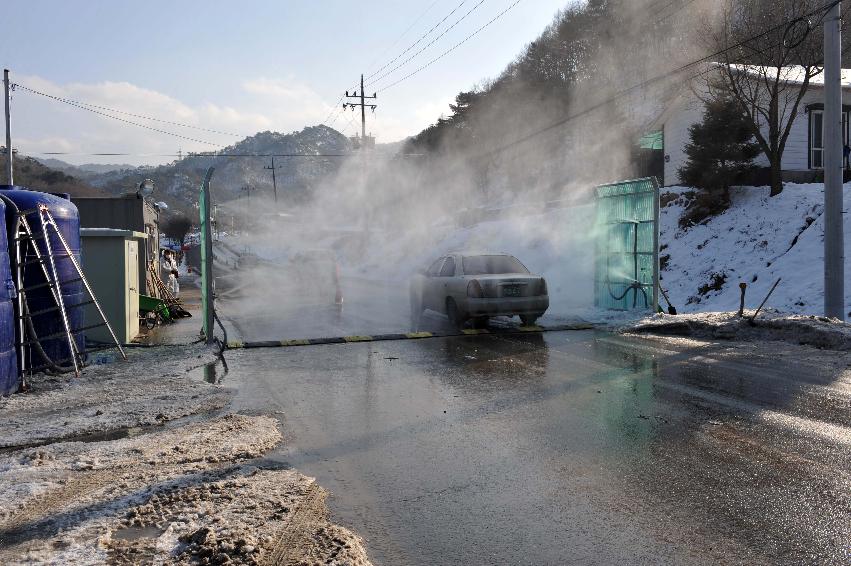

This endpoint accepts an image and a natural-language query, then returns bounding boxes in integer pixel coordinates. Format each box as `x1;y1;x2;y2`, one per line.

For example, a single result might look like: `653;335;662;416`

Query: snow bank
628;310;851;350
660;183;851;317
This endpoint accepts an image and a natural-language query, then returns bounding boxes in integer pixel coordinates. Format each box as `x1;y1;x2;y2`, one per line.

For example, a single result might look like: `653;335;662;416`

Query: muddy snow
0;343;372;565
626;310;851;351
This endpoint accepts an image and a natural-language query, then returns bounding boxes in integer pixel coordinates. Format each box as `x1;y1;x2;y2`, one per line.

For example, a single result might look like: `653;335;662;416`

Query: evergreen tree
678;93;760;225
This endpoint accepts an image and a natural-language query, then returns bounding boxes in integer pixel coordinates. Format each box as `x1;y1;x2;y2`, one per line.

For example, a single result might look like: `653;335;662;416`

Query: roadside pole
199;167;216;344
824;1;845;321
3;69;12;185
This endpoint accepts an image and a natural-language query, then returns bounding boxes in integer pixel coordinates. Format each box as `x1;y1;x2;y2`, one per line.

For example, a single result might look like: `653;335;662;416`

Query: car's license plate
503;286;521;297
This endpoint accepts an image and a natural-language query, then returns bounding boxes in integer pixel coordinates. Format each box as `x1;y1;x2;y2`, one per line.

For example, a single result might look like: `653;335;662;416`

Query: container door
126;240;139;342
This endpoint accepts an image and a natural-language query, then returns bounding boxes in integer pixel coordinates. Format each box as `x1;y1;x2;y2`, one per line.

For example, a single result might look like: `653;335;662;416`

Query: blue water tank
0;186;85;369
0;196;17;395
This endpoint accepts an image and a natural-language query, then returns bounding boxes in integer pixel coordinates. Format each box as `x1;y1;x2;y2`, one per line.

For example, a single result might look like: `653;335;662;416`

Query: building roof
726;63;851;88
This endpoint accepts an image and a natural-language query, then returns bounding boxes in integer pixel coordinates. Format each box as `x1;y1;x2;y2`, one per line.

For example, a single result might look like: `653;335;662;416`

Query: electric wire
376;0;523;93
11;83;245;137
326;0;480;129
365;0;489;89
365;0;473;82
12;84;226;148
363;0;443;75
470;0;841;162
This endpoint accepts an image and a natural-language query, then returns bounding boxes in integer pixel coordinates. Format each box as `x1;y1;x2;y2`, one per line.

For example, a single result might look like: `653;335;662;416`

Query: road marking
405;332;433;339
228;322;596;349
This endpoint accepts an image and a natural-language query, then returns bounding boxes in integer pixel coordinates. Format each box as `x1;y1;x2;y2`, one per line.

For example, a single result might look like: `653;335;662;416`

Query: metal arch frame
11;204;126;385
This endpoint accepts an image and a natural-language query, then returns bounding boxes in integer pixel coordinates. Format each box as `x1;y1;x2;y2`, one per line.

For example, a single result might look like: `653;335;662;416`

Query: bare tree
711;0;825;196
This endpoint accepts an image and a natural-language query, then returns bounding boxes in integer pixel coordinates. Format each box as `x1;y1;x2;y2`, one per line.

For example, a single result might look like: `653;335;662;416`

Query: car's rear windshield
462;255;529;275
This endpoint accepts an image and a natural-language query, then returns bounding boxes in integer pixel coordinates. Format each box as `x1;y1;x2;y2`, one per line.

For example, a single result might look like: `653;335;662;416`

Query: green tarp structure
638;131;663;150
594;177;659;311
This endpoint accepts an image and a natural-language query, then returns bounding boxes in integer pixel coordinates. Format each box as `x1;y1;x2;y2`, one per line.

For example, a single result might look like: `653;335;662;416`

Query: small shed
80;229;146;345
72;195;159;296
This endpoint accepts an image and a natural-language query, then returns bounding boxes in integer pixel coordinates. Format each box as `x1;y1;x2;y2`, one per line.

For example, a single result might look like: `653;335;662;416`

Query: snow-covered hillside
660;183;851;317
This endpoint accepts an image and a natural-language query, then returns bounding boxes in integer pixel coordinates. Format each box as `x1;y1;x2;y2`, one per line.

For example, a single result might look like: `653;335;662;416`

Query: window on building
810;110;824;169
809;108;850;169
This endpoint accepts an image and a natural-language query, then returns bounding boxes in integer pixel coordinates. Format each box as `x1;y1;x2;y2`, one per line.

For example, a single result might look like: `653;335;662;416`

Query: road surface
221;324;851;565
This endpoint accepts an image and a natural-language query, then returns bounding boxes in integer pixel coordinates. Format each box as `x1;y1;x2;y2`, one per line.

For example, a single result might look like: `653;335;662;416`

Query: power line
427;0;839;174
376;0;522;93
365;0;473;82
12;83;245;137
363;0;443;75
13;83;226;147
365;0;489;89
27;150;358;158
322;0;444;129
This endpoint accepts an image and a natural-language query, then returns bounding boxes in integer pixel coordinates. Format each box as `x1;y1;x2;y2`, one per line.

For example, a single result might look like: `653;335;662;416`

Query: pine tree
678;93;761;225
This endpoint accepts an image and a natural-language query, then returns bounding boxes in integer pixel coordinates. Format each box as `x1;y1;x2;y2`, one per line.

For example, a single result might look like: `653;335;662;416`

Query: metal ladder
12;204;126;382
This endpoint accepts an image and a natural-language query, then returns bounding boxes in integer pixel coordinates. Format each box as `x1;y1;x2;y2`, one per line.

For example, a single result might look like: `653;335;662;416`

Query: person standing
162;249;180;296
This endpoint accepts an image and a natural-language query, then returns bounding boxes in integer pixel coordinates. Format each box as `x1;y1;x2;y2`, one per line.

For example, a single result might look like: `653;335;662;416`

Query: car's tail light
467;279;484;298
539;278;548;295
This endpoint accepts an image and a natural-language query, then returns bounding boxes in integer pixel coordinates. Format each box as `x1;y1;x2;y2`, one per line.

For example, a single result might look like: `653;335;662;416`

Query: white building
650;65;851;186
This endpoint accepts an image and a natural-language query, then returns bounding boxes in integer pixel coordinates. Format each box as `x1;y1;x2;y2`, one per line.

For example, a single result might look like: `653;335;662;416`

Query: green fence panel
199;167;215;342
594;177;659;311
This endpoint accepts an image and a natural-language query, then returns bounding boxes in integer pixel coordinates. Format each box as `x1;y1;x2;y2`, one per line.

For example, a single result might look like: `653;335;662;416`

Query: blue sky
2;0;570;164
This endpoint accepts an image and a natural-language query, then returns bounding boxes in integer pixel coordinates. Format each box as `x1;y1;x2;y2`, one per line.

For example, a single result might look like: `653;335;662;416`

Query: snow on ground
0;339;373;565
659;183;851;317
0;413;371;565
627;309;851;350
0;343;225;449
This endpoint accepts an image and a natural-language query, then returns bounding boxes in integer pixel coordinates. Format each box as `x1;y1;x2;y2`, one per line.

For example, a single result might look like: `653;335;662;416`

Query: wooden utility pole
3;69;12;185
344;75;377;143
264;157;282;203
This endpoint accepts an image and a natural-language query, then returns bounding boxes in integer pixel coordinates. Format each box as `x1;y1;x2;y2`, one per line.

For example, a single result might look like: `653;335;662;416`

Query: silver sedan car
410;252;549;329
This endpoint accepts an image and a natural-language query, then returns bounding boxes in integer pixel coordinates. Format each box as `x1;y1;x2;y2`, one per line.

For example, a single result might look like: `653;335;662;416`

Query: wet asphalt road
223;327;851;565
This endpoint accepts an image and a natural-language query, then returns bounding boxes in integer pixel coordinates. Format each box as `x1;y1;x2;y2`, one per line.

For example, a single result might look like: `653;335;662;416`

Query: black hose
603;220;649;310
0;194;78;374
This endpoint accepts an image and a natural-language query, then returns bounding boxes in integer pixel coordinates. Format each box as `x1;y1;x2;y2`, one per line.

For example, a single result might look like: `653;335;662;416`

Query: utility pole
824;1;845;320
4;69;12;185
344;74;377;144
264;157;282;203
240;185;256;204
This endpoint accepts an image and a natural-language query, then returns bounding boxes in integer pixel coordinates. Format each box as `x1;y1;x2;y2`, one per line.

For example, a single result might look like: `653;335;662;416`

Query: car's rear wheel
446;298;466;330
520;314;542;326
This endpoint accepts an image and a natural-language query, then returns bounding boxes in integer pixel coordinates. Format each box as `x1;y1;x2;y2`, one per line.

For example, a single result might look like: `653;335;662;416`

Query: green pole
199;167;215;343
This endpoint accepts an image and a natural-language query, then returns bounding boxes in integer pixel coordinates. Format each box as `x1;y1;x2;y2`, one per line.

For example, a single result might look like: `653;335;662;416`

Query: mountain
79;125;354;216
36;158;136;178
0;155;107;197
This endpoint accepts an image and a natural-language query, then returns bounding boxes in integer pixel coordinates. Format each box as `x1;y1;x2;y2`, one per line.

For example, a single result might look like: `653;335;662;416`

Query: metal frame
12;204;126;383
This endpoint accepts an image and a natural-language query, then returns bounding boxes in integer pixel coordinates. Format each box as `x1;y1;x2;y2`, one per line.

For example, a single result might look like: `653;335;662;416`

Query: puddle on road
112;525;165;541
202;356;229;384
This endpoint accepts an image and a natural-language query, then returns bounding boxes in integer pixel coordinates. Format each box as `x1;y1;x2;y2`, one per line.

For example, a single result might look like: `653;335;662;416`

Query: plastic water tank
0;196;18;395
0;186;85;368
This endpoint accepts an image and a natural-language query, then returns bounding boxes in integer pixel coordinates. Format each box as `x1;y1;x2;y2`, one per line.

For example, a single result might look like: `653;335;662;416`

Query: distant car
410;252;549;329
292;250;343;305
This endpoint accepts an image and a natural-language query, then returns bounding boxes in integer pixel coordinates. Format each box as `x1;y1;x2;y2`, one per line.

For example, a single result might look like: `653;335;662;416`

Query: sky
1;0;570;165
